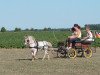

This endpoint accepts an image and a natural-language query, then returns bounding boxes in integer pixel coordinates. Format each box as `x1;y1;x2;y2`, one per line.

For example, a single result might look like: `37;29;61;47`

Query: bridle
26;37;38;50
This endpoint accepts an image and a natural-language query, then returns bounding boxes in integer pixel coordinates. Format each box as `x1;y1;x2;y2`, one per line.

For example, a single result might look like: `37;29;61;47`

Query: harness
29;41;48;51
29;41;38;51
28;38;48;51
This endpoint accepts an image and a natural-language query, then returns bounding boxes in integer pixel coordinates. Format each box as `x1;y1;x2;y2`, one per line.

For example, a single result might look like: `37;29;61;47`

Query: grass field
0;31;100;48
0;31;70;48
0;48;100;75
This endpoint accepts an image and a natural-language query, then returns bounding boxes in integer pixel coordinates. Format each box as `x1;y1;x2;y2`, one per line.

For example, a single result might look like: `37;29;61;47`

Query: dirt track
0;48;100;75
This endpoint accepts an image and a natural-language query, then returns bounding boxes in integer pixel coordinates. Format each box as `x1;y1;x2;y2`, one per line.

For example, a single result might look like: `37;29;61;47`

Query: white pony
24;35;53;60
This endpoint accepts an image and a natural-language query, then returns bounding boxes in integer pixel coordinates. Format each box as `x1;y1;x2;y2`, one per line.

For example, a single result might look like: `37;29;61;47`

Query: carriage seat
73;39;94;49
74;38;82;43
81;39;94;45
75;39;94;45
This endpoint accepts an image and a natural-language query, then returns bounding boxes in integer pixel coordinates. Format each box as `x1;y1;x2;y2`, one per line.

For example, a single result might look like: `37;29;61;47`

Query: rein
53;31;59;42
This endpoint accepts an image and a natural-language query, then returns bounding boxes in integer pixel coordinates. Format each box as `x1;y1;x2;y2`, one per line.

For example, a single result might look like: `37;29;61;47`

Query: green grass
0;48;100;75
0;31;100;48
0;31;71;48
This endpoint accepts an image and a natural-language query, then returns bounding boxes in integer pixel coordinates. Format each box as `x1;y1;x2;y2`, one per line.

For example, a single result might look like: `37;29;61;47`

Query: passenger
81;25;94;41
67;24;81;49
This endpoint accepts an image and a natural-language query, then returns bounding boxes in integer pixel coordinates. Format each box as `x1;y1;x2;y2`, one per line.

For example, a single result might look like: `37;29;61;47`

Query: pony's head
24;35;35;46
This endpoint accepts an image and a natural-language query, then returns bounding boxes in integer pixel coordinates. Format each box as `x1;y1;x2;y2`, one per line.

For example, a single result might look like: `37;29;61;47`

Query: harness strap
29;41;38;51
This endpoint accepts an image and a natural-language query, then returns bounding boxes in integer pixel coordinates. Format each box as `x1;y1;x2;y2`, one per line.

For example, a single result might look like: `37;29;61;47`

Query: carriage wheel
84;47;92;58
68;48;77;58
76;49;83;57
57;46;67;58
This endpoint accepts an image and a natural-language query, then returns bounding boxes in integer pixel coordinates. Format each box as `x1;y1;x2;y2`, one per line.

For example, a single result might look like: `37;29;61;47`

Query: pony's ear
24;36;27;38
24;35;29;37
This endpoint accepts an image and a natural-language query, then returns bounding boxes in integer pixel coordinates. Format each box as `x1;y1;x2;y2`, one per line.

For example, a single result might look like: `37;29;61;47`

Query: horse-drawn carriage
24;35;96;60
57;39;96;58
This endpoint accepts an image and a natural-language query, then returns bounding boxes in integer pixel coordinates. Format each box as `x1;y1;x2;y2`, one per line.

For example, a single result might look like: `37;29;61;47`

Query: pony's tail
47;42;53;51
47;42;52;48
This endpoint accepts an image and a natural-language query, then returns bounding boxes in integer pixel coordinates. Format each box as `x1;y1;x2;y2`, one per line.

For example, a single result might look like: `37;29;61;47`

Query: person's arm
82;31;91;40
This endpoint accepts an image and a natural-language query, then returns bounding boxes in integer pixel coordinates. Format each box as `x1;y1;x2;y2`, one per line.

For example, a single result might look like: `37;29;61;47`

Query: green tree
14;28;21;32
1;27;6;32
25;28;29;31
85;24;100;30
43;27;52;31
30;28;34;31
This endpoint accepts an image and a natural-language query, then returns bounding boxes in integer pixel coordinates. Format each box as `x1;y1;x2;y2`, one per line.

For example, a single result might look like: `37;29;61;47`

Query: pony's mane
28;36;35;41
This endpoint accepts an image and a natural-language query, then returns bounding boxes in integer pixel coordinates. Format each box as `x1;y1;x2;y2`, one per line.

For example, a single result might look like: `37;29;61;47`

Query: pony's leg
31;52;35;60
42;49;50;60
42;50;46;60
34;48;38;59
47;50;50;60
31;48;37;60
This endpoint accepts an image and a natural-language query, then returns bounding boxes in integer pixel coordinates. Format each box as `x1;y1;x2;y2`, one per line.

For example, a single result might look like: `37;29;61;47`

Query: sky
0;0;100;30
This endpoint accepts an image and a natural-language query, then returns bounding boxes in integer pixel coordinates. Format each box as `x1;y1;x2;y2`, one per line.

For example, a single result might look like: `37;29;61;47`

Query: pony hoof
48;59;50;60
42;59;44;60
35;58;38;60
32;60;34;62
32;59;34;61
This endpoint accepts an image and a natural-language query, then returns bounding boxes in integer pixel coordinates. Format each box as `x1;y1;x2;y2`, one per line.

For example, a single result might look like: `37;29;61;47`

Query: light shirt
72;31;81;38
86;31;94;41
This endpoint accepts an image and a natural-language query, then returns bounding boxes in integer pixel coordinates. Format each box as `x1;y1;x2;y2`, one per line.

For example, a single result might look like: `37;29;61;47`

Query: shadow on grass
15;58;45;61
15;58;32;61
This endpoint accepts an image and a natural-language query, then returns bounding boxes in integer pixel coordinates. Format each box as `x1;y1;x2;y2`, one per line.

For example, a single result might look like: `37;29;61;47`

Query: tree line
0;27;37;32
0;24;100;32
85;24;100;30
0;27;70;32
